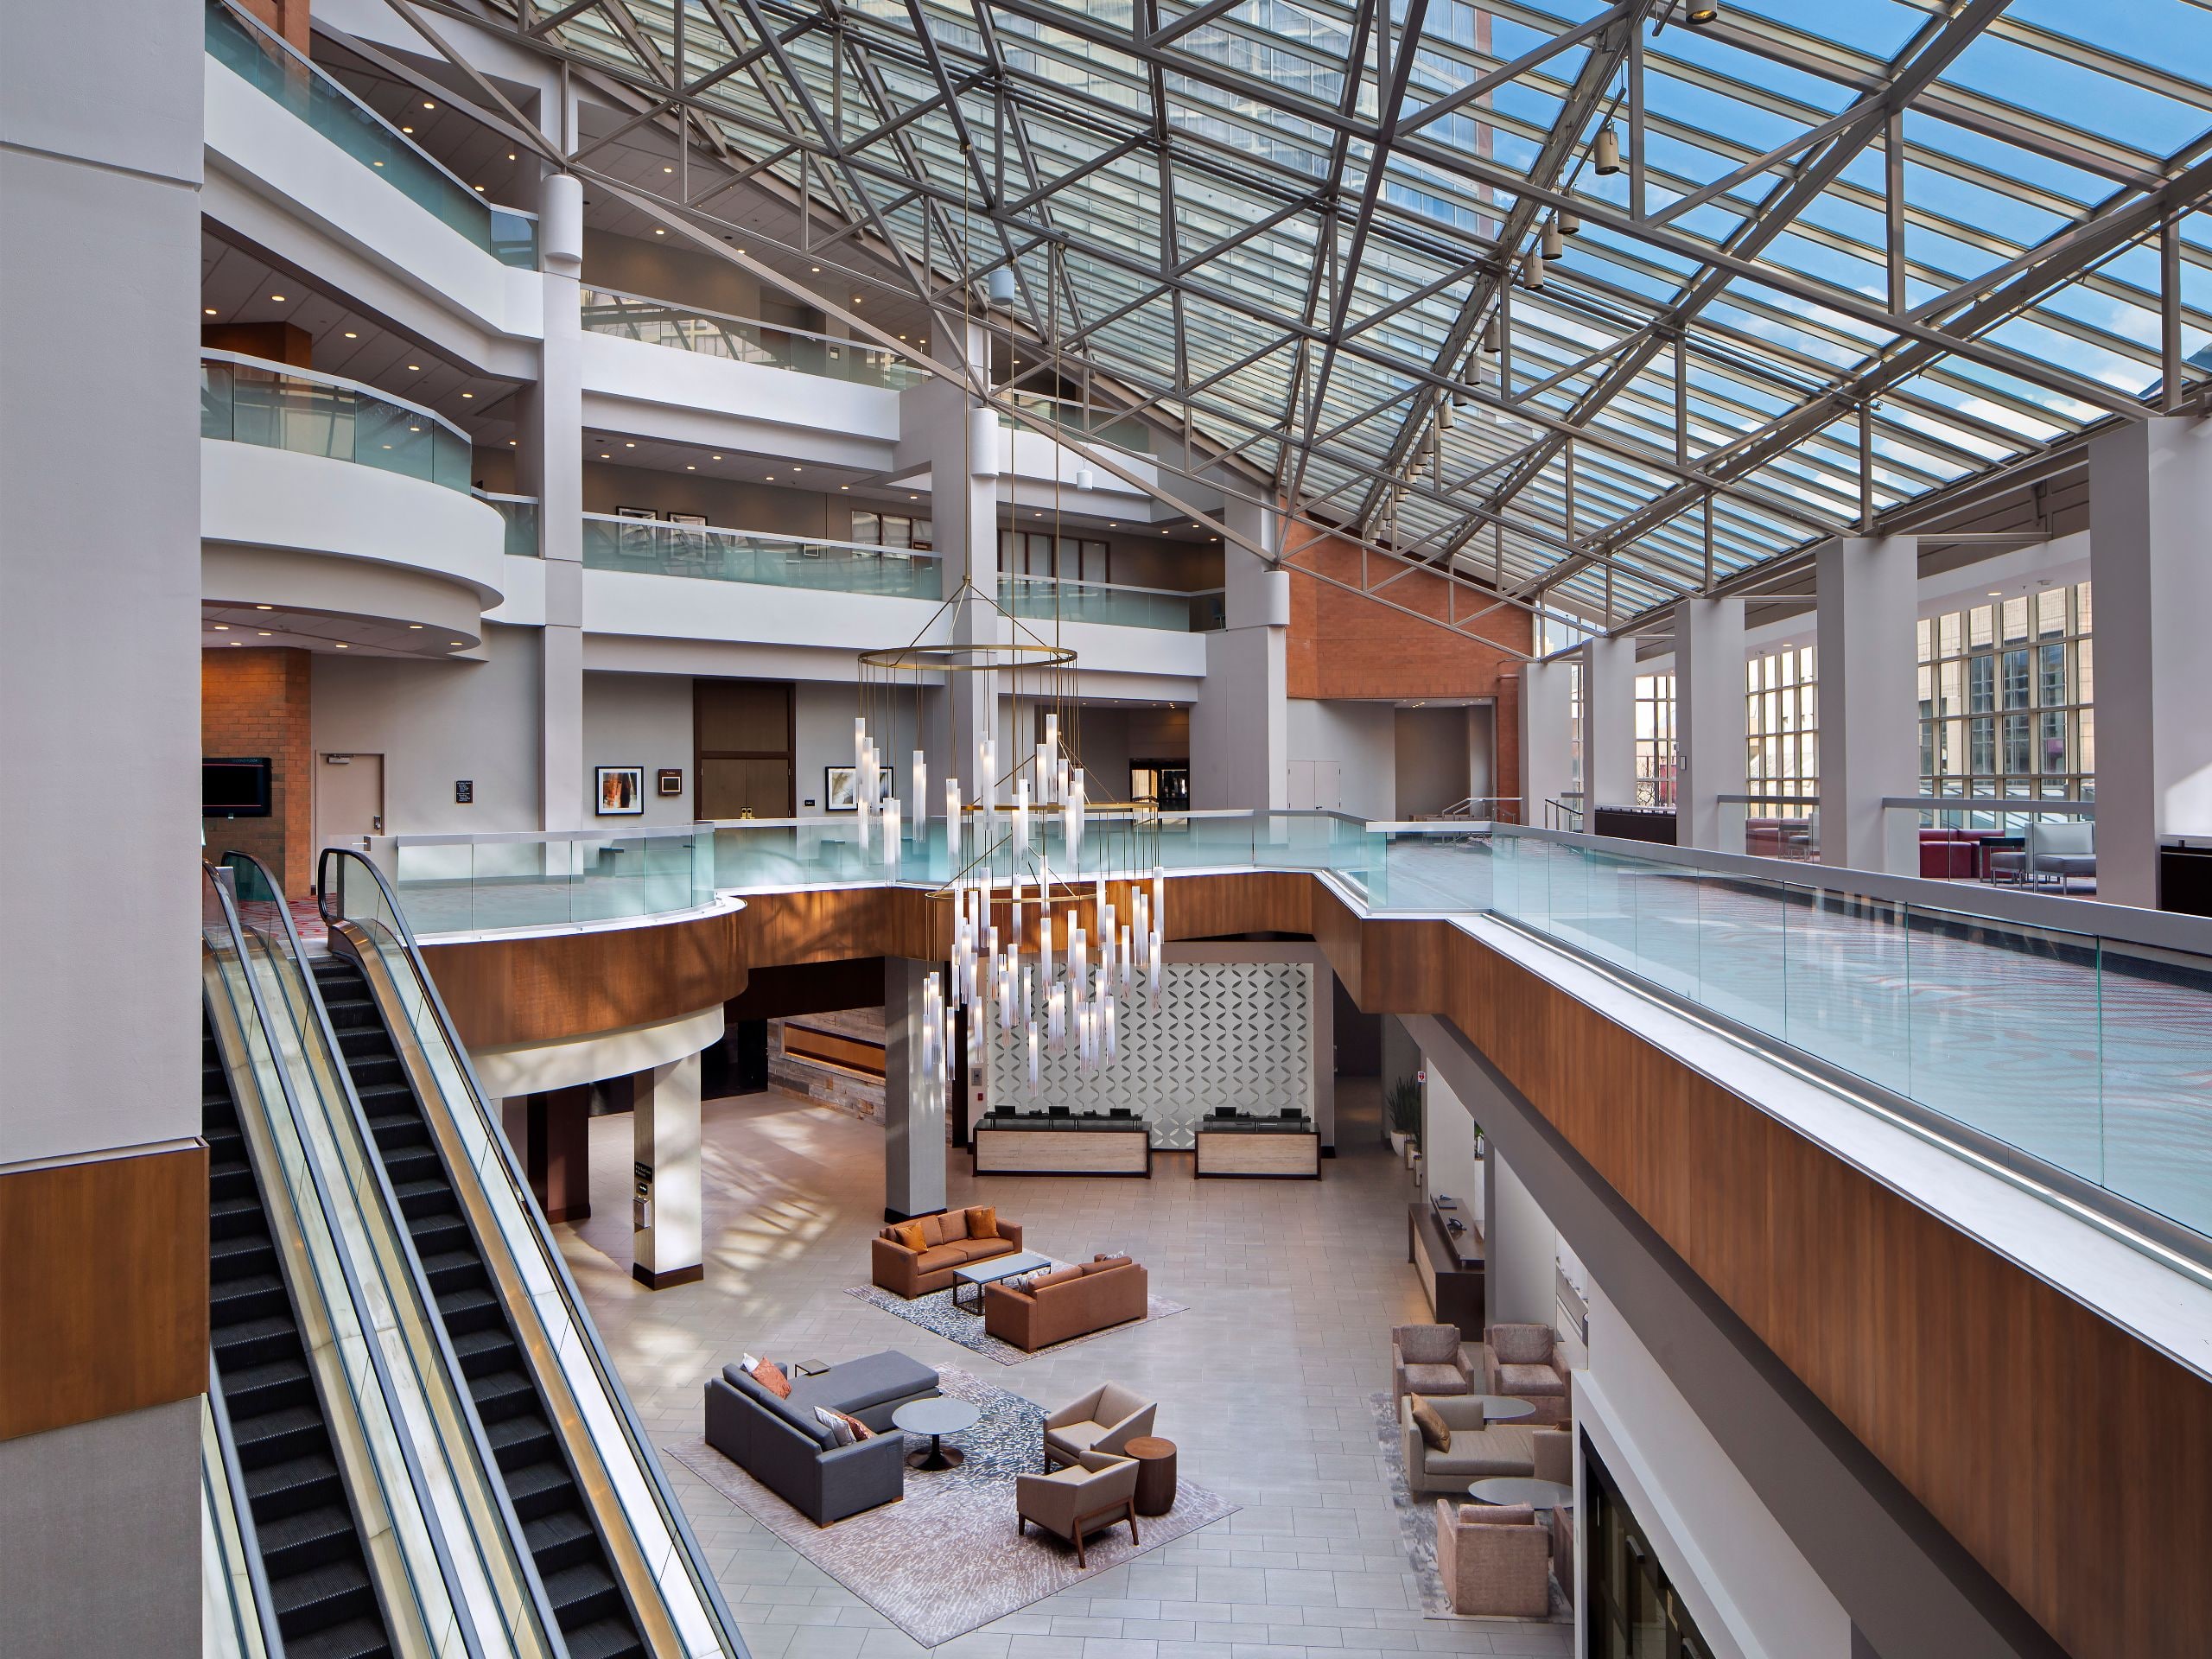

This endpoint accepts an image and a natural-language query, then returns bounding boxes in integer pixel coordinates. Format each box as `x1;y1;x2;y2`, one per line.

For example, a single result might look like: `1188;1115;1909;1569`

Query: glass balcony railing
582;514;943;598
579;285;925;388
203;352;473;491
995;391;1154;454
475;490;541;556
206;0;538;268
379;824;718;935
1000;572;1222;631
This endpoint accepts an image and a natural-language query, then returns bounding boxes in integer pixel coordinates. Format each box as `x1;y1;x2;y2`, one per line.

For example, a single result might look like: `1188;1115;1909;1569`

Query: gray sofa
704;1351;938;1523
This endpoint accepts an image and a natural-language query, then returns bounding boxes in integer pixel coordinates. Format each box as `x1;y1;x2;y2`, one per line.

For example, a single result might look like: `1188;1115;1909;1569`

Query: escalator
312;952;646;1659
205;1009;397;1659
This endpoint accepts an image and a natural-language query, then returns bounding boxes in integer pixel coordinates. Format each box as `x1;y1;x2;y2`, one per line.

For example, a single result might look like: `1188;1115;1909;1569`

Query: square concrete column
2089;417;2212;907
1675;594;1747;852
632;1052;702;1288
1580;637;1637;811
882;958;949;1220
526;175;586;830
1815;536;1919;874
904;320;1001;801
1192;498;1288;810
1519;658;1577;825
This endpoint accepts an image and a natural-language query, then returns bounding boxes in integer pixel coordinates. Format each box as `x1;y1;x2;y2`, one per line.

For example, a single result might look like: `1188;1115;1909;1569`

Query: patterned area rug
664;1366;1236;1647
1368;1391;1570;1623
844;1269;1186;1365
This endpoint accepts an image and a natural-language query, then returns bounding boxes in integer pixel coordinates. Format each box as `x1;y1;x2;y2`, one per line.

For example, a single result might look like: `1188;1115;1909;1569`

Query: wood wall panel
423;906;748;1049
0;1146;208;1441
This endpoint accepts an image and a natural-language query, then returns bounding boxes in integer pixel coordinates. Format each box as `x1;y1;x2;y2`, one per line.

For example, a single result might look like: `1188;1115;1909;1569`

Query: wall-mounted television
203;756;272;818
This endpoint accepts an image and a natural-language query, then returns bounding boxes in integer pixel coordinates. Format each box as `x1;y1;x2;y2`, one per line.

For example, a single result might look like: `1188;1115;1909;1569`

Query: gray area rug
1368;1391;1570;1623
665;1365;1236;1647
844;1269;1186;1365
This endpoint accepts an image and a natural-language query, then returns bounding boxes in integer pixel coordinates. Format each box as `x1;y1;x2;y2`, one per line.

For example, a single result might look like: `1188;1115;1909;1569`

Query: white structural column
531;174;587;829
631;1052;703;1288
1675;595;1747;852
882;958;950;1219
1580;635;1638;811
906;320;1000;801
0;3;204;1649
1482;1141;1560;1329
1192;497;1289;810
1815;536;1919;874
1518;657;1577;826
2089;417;2212;907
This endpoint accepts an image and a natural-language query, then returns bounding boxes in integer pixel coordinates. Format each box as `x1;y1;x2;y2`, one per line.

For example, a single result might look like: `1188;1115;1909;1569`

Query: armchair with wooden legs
1014;1451;1141;1567
1041;1382;1155;1470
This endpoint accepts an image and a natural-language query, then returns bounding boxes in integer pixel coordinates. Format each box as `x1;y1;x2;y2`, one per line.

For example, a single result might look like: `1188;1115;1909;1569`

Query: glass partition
320;849;746;1659
583;516;941;598
203;353;473;491
386;825;716;935
998;574;1208;632
205;0;537;268
579;286;924;388
476;492;541;556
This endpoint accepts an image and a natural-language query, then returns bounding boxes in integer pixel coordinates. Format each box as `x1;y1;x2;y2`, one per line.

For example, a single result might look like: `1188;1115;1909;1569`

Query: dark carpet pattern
844;1268;1187;1365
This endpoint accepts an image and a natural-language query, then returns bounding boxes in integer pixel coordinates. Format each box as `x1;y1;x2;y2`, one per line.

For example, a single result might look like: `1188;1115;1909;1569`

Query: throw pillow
834;1409;874;1442
1082;1255;1133;1275
964;1205;998;1240
1409;1395;1451;1453
750;1358;792;1399
1029;1265;1084;1291
891;1220;927;1253
739;1351;760;1375
813;1406;856;1447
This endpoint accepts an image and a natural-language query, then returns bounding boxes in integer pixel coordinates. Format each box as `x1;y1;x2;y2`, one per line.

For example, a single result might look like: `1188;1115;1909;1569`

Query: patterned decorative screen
983;960;1313;1148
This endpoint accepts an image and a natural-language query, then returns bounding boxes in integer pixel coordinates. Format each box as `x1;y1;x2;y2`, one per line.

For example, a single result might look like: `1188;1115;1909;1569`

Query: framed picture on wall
657;767;683;797
595;765;645;816
666;512;708;527
824;766;858;812
615;505;658;520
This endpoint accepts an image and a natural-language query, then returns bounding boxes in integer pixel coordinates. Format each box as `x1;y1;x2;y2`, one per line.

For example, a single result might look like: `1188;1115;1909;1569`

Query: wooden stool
1125;1435;1178;1516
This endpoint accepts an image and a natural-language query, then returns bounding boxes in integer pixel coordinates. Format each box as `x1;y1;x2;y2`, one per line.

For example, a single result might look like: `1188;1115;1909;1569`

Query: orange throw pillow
750;1358;792;1399
964;1205;998;1240
891;1220;927;1252
835;1409;874;1441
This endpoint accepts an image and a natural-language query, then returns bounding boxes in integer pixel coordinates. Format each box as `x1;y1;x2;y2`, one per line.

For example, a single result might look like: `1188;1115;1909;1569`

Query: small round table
893;1397;981;1471
1467;1476;1573;1511
1124;1436;1178;1516
1469;1395;1536;1426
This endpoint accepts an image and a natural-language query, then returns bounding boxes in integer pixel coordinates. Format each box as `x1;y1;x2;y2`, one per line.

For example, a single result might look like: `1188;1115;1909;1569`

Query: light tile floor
558;1081;1567;1659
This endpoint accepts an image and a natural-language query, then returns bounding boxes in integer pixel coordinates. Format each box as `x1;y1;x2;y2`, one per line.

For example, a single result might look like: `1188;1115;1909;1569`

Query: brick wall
202;649;314;893
1284;530;1534;808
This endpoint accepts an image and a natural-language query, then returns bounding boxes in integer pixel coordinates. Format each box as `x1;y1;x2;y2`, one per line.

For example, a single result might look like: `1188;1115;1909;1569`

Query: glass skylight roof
479;0;2212;629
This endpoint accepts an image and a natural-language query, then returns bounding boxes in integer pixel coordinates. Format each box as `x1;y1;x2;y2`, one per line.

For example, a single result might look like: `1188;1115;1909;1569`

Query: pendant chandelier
853;601;1168;1103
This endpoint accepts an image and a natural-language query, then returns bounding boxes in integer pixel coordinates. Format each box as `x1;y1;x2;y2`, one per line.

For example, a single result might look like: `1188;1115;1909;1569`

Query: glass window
2002;649;2031;710
1634;673;1676;806
1922;582;2092;806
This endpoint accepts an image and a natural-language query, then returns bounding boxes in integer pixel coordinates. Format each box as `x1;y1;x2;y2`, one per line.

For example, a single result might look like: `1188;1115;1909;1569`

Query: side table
1125;1435;1178;1516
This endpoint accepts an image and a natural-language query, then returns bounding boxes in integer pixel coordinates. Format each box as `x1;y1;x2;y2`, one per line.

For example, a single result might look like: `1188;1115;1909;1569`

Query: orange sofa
871;1207;1026;1298
984;1255;1147;1351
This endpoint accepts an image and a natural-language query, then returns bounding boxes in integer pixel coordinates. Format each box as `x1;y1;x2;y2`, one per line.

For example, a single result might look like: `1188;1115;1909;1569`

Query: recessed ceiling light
508;153;516;161
625;441;635;447
663;165;673;173
257;631;271;637
509;439;517;445
407;364;420;371
1987;590;2002;597
409;623;424;629
766;474;775;480
255;604;271;610
712;454;723;461
473;185;486;193
852;297;862;305
423;99;435;109
230;640;242;646
601;452;611;458
911;494;919;500
461;391;474;398
402;125;414;133
213;624;229;631
840;485;849;491
334;642;349;648
810;265;820;272
270;294;286;302
204;307;218;315
451;641;465;646
685;464;695;470
792;465;803;472
654;227;664;235
343;331;358;339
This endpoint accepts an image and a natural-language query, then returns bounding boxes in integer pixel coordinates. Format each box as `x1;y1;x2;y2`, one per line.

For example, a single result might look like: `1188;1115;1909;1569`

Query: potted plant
1385;1077;1421;1160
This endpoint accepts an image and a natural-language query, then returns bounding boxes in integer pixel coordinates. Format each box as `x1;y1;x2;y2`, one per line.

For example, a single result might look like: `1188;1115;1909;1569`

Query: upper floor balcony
201;352;505;646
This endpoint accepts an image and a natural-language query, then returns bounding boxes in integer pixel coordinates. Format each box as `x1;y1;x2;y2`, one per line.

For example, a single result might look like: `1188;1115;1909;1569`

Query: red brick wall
1284;531;1533;808
237;0;311;52
202;649;314;894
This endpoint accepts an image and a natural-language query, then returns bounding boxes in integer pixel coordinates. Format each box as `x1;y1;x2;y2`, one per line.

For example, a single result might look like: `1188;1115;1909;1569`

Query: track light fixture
1481;317;1502;354
1560;209;1582;238
1594;123;1622;175
1542;219;1563;261
1684;1;1719;23
1522;249;1547;290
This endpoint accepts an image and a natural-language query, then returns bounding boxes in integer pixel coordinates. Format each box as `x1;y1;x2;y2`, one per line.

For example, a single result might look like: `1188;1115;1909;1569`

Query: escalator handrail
319;845;751;1657
222;851;564;1657
202;862;489;1659
203;1346;284;1659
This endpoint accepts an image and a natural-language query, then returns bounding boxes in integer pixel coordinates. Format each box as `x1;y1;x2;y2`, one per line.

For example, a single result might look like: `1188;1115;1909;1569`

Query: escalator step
521;1505;598;1572
232;1403;327;1467
393;1176;456;1219
244;1450;344;1520
257;1502;365;1577
468;1368;537;1423
435;1283;503;1334
485;1412;556;1471
365;1110;428;1151
211;1192;270;1242
382;1146;444;1187
504;1459;579;1522
541;1558;624;1626
448;1322;514;1376
210;1269;289;1323
271;1555;378;1632
214;1313;302;1368
563;1615;648;1659
408;1213;471;1255
221;1355;313;1415
210;1230;276;1281
283;1616;394;1659
420;1249;486;1299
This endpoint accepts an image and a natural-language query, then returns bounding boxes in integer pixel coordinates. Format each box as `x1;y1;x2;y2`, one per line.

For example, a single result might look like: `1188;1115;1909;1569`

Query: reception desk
973;1115;1153;1176
1194;1116;1319;1179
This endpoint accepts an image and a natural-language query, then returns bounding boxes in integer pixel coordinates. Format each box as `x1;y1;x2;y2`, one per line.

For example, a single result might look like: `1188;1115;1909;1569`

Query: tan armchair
1390;1324;1473;1402
1016;1451;1141;1567
1042;1382;1155;1470
1434;1500;1552;1617
1485;1323;1571;1423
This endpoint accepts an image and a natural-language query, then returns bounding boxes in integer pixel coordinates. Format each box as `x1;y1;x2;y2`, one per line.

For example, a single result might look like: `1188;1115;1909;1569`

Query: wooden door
695;680;793;818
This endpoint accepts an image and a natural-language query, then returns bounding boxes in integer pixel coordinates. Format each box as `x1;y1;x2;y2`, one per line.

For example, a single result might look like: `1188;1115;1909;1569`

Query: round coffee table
1124;1435;1178;1516
1467;1476;1573;1511
1470;1395;1536;1425
893;1397;980;1471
